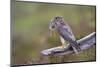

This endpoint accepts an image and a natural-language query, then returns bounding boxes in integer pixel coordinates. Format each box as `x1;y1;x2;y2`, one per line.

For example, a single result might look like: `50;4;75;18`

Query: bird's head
49;16;63;30
49;16;64;36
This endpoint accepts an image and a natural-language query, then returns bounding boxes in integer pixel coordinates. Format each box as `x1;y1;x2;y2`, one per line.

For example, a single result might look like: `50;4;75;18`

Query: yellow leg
59;36;66;48
59;44;65;48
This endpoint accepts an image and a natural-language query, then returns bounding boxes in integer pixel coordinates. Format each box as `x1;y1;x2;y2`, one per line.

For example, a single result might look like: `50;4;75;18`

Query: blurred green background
11;0;96;65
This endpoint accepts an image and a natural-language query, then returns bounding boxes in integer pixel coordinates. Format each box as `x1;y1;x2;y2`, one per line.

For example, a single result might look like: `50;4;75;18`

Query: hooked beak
49;22;56;37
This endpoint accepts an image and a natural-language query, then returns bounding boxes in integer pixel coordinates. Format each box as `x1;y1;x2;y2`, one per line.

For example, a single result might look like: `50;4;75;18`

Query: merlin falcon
49;16;81;54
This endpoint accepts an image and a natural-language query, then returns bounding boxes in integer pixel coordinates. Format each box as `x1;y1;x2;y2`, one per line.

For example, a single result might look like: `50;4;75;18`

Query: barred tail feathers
70;41;81;54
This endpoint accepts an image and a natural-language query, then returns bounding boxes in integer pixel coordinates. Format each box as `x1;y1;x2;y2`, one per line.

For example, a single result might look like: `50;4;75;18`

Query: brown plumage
49;16;81;54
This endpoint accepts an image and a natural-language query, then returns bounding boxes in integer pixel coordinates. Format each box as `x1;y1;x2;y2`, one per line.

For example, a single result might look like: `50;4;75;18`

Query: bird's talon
59;45;64;48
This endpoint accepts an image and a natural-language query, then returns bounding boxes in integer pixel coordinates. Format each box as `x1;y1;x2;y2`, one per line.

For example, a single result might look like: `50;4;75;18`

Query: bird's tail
70;41;81;54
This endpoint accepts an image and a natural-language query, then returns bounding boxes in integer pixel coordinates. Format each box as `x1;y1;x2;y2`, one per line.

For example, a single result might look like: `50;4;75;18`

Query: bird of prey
49;16;81;54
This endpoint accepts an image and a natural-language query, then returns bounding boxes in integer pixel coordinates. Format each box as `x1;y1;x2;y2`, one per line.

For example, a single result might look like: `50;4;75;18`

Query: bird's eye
52;25;55;28
55;17;58;19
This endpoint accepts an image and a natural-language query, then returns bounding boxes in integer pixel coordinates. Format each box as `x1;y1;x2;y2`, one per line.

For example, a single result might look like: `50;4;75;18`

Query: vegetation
11;0;96;65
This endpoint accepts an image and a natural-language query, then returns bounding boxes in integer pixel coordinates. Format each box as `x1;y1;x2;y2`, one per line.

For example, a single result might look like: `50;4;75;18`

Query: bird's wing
58;24;76;42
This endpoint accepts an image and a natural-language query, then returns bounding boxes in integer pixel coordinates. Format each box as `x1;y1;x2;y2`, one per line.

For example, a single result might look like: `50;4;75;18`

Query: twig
41;32;96;56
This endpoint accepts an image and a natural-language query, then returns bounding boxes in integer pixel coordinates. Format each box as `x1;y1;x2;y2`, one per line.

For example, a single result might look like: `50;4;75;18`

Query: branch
41;32;96;56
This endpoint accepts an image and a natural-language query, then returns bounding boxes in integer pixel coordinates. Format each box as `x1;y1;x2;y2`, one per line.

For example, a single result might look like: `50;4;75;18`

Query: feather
57;23;76;42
